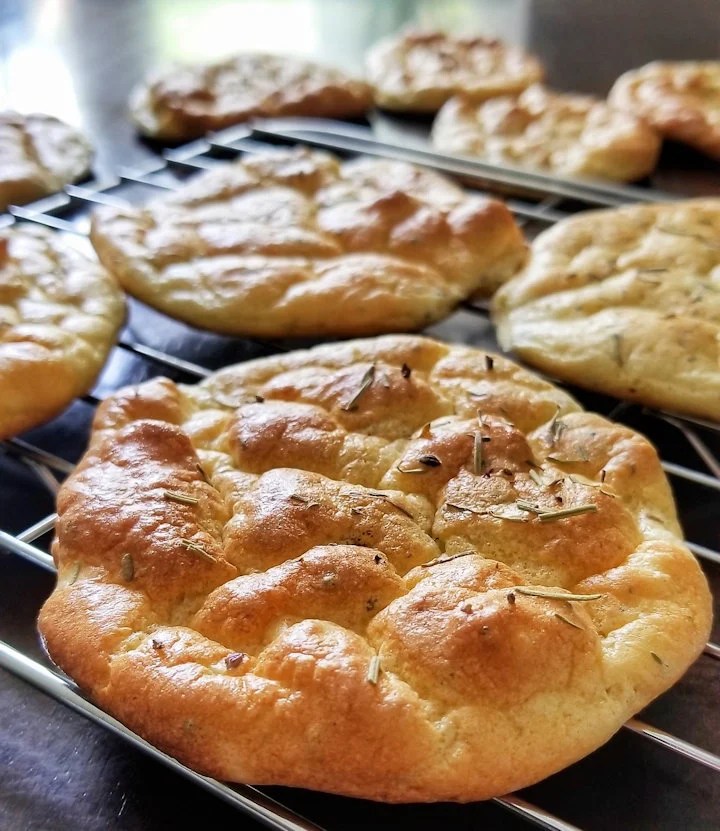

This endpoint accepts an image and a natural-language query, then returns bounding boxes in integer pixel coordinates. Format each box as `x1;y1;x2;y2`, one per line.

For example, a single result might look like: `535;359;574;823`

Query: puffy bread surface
609;61;720;159
39;335;711;802
493;199;720;420
432;86;660;182
130;52;372;141
0;112;93;211
0;225;125;439
366;30;543;113
90;148;527;337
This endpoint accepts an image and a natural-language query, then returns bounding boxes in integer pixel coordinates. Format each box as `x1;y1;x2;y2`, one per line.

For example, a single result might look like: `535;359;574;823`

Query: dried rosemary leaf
179;538;217;563
164;490;199;506
341;364;375;412
445;501;484;515
554;613;583;630
473;431;484;474
515;499;545;515
650;651;664;665
611;333;624;367
528;468;544;487
418;454;442;467
348;490;414;518
396;462;429;474
196;463;210;483
401;363;412;379
68;562;81;586
547;408;566;444
537;504;598;521
515;587;602;602
485;354;495;371
120;553;134;582
367;655;381;685
420;551;475;568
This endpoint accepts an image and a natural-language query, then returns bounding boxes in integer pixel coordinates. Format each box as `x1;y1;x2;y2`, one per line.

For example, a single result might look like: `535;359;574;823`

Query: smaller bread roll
0;112;93;211
366;30;543;113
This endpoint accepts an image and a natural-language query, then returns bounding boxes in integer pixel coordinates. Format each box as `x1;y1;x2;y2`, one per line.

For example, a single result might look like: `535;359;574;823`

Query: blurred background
1;0;719;177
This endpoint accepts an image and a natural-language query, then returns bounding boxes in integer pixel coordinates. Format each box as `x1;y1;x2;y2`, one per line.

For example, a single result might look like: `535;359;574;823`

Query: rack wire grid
1;118;719;831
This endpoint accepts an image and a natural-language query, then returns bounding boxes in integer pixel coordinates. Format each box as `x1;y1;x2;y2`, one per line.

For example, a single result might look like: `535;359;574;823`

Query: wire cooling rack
1;119;719;831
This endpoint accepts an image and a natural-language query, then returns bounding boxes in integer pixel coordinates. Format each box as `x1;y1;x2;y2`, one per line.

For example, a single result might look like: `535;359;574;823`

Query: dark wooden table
1;2;719;829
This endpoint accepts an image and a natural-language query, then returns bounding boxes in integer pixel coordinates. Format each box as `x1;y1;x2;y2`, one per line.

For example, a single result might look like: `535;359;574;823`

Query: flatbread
366;30;543;113
0;225;125;439
609;61;720;159
39;334;711;802
432;86;660;181
493;199;720;420
89;148;527;337
130;53;373;141
0;112;93;211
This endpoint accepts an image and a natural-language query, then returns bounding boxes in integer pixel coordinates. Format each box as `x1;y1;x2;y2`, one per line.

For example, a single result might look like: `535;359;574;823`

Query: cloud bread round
609;62;720;159
130;53;373;142
0;112;93;211
39;334;711;802
89;148;527;338
0;225;125;439
432;86;661;182
366;30;543;113
493;199;720;420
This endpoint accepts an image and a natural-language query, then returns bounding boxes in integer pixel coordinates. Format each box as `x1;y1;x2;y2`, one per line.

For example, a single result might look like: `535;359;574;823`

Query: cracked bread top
39;334;711;802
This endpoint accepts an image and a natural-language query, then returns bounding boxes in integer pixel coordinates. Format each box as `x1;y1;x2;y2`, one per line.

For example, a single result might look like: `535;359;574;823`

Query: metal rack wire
1;119;719;831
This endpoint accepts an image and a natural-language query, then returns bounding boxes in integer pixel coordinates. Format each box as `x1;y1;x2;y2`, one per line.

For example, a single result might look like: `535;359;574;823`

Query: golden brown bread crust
0;226;125;439
432;86;661;181
39;335;711;802
492;199;720;420
89;148;527;337
609;61;720;159
130;53;373;141
0;112;93;211
366;30;543;113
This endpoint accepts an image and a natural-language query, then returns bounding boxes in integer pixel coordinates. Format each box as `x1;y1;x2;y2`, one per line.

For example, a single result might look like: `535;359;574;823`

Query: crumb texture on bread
0;112;93;210
609;61;720;159
39;335;711;802
131;53;372;141
493;199;720;420
90;148;527;337
0;225;124;439
432;85;660;181
366;30;543;113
